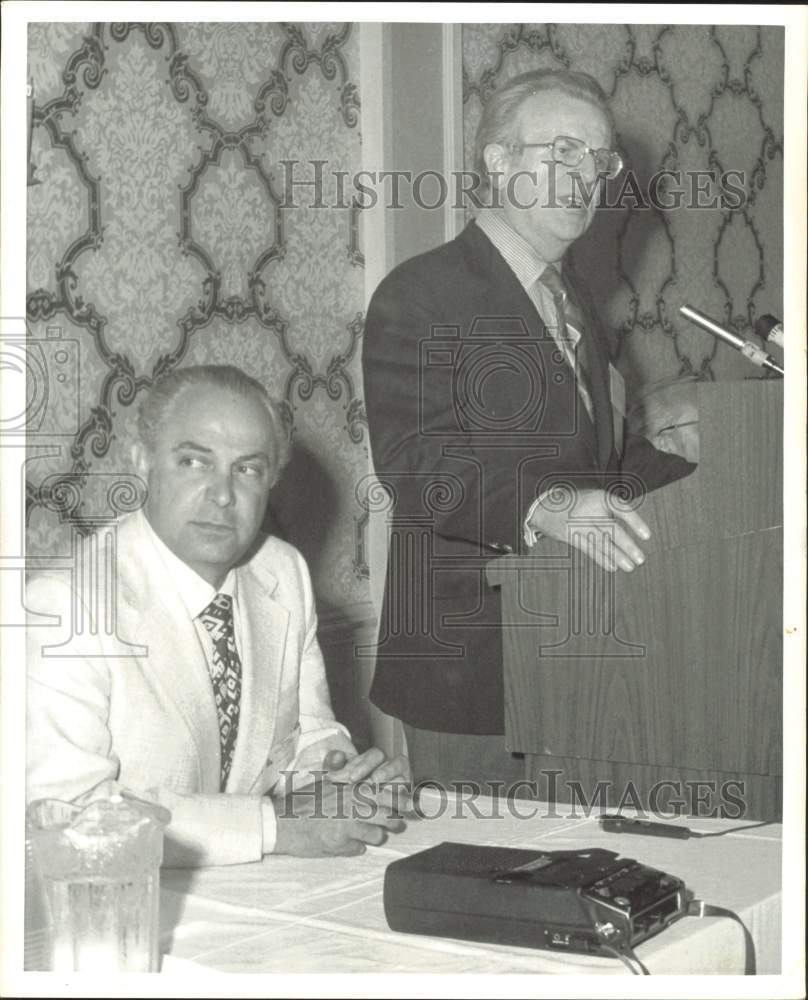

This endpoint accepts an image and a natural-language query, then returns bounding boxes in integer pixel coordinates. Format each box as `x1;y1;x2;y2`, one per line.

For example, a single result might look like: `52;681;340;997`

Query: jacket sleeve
620;429;697;494
26;574;120;805
26;573;298;868
566;260;698;497
25;574;266;866
278;547;355;782
362;270;541;551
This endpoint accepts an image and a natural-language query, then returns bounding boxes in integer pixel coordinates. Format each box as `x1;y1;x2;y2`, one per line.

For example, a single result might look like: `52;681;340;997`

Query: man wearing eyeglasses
362;69;696;786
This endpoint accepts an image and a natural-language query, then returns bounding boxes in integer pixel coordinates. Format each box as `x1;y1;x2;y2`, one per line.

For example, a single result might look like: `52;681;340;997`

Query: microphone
679;305;784;375
754;314;784;350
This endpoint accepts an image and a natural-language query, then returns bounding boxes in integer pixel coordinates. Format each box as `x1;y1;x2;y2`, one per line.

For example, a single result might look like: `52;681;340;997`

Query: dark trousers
403;723;527;795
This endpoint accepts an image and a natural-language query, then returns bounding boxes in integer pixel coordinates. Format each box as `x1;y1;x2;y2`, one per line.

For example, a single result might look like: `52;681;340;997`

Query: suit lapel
587;332;615;466
117;512;221;791
226;559;288;793
465;224;601;464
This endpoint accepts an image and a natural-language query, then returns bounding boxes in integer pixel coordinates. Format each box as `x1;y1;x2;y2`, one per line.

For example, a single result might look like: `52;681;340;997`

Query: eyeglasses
510;135;624;180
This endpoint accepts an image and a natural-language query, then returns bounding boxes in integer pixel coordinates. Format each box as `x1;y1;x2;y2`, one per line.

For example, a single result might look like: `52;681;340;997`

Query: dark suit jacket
362;221;694;734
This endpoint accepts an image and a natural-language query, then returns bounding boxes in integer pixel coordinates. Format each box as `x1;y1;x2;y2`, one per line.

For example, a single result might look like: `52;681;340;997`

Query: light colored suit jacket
26;510;355;866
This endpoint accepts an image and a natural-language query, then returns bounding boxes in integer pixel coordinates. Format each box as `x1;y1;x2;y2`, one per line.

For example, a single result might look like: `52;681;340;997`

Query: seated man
626;376;701;464
26;364;409;866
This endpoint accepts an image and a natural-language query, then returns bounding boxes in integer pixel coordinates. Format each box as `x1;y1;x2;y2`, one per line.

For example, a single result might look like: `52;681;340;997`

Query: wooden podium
487;380;783;820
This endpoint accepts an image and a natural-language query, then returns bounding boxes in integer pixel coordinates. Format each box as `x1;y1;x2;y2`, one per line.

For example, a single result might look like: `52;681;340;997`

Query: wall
25;20;378;740
26;21;370;605
462;22;784;391
25;20;785;747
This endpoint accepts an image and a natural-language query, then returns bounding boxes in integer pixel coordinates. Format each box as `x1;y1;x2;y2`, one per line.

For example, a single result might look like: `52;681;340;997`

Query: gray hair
136;365;291;482
473;68;614;189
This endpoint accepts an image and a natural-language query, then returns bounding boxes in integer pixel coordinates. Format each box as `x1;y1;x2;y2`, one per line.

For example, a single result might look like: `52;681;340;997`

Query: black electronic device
383;842;687;956
599;814;692;839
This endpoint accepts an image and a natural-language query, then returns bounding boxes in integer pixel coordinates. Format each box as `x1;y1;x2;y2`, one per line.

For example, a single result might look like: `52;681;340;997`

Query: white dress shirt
475;209;584;368
141;513;241;674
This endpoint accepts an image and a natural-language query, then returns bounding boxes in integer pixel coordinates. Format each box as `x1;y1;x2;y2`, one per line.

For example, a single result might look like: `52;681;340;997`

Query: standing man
362;70;695;786
27;365;408;865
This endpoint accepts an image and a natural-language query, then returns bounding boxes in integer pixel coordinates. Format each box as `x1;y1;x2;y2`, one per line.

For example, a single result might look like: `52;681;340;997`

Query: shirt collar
475;209;561;292
141;511;238;620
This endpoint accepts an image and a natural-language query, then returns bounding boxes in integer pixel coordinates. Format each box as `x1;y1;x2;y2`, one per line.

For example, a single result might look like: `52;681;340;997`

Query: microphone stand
679;305;784;376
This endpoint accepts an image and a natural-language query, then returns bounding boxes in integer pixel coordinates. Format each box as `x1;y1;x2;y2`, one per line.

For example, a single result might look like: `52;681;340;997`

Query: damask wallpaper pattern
25;20;784;625
462;23;784;391
26;21;368;615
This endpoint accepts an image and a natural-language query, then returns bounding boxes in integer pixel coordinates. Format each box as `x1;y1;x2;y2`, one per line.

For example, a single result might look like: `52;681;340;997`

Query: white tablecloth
159;792;781;976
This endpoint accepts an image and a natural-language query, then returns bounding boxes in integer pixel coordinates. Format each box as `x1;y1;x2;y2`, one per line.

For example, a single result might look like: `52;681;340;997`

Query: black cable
687;900;756;975
622;942;651;975
695;820;775;839
601;943;649;975
583;897;653;975
599;813;776;839
585;893;755;975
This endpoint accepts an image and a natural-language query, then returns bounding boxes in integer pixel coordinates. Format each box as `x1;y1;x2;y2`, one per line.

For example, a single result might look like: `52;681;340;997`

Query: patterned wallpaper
26;20;784;620
26;21;368;614
462;23;784;391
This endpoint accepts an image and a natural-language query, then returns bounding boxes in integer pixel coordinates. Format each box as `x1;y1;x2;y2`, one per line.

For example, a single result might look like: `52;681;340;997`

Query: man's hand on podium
526;487;650;573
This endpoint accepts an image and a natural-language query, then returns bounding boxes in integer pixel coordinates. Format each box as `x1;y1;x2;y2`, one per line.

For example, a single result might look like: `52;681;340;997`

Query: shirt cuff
523;495;546;548
261;796;277;855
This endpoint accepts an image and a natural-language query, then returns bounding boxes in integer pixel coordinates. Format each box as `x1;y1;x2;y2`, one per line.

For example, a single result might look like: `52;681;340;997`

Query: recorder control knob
594;921;617;939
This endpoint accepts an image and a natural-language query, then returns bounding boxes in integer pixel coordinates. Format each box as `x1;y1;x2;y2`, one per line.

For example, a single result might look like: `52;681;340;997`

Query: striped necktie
538;264;594;420
198;593;242;790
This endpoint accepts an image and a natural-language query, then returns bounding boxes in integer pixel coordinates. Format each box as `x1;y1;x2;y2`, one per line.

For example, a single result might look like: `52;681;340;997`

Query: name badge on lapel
609;364;626;455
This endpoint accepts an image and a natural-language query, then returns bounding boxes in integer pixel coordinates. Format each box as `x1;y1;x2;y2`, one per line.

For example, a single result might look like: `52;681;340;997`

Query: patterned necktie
198;593;242;790
538;264;594;420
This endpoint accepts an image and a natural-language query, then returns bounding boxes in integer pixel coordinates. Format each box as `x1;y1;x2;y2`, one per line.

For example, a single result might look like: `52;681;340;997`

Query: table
159;791;781;976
